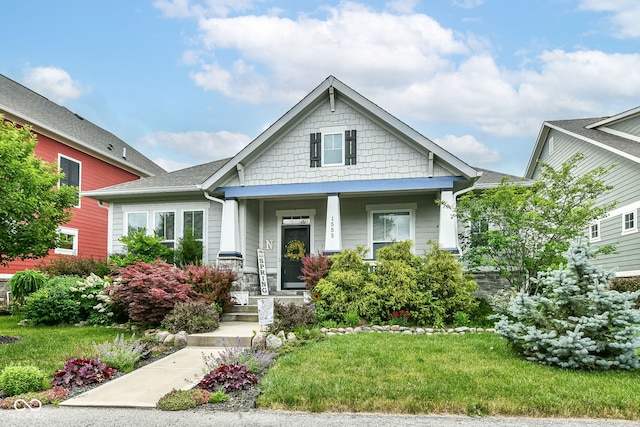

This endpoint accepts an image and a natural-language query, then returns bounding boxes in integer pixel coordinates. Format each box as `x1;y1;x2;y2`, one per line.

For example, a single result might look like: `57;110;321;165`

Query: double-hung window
622;210;637;235
589;221;601;242
55;227;78;256
368;204;415;258
59;154;81;207
183;210;204;241
322;133;343;166
127;212;148;235
310;129;356;167
155;211;176;248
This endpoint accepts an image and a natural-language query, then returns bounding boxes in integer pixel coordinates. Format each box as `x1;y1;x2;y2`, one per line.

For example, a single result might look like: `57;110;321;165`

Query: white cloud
160;1;640;142
452;0;485;9
136;130;251;171
22;67;89;104
579;0;640;38
385;0;418;14
434;134;500;165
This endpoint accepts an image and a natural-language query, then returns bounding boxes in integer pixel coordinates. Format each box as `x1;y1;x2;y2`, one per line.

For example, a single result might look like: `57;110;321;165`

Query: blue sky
2;0;640;175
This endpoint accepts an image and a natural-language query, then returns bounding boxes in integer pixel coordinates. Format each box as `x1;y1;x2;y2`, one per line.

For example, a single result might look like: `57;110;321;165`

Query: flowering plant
390;310;411;326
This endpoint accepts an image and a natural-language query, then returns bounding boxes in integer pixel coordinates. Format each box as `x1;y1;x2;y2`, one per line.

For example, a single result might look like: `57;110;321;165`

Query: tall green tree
454;153;615;291
0;116;78;265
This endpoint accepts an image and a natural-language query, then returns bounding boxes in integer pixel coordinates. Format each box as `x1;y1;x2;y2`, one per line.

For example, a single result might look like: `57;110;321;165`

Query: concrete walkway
59;322;260;408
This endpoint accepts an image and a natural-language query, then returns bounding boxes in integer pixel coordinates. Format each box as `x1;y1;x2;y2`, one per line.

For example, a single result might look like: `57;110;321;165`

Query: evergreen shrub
9;270;48;303
161;300;220;334
494;240;640;370
174;228;203;267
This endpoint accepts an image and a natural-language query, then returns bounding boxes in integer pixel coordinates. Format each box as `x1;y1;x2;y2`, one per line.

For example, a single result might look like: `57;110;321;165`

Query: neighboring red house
0;74;165;276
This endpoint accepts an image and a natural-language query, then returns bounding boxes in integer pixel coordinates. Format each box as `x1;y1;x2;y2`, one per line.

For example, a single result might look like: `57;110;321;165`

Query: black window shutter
310;132;321;167
345;130;356;165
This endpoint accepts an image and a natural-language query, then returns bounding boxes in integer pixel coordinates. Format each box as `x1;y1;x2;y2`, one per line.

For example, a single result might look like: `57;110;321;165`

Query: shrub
271;301;317;332
108;261;194;325
174;228;203;267
36;256;112;278
109;231;174;268
0;365;46;396
184;265;236;312
203;344;274;375
22;277;83;325
93;334;146;373
156;388;211;411
299;252;332;291
9;270;48;303
68;273;115;324
52;358;117;388
610;277;640;305
161;300;220;334
197;363;258;393
343;310;360;327
209;390;229;403
495;240;640;370
0;386;69;409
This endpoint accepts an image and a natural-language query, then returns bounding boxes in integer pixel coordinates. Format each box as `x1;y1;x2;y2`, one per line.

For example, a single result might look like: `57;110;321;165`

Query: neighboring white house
85;76;505;294
525;106;640;277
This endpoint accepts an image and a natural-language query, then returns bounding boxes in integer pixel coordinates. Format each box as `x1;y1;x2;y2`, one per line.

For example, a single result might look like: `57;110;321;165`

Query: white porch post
324;194;342;254
218;198;242;258
438;190;458;252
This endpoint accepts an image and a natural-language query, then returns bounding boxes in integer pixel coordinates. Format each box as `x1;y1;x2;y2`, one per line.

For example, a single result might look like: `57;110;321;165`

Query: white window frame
154;210;176;248
622;210;637;235
321;127;345;167
182;210;205;241
589;221;601;243
55;227;78;256
58;154;82;208
366;203;416;259
126;212;148;235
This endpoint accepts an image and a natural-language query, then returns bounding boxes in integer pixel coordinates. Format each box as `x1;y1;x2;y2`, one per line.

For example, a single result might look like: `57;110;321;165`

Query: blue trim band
217;176;463;198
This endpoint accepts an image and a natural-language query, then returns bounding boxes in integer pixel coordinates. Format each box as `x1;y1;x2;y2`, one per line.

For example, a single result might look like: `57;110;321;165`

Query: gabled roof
200;76;480;190
525;109;640;178
0;74;165;177
83;158;230;200
474;167;526;189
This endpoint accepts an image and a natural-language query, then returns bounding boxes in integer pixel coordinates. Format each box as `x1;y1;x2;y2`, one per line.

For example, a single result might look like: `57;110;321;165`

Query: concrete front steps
189;294;307;347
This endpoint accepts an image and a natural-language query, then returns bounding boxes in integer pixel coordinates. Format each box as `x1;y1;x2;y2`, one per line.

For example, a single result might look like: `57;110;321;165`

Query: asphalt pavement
3;407;639;427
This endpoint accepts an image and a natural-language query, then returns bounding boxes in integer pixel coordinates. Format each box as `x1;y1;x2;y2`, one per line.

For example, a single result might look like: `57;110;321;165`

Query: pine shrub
0;365;46;396
161;300;220;334
495;240;640;370
108;261;194;324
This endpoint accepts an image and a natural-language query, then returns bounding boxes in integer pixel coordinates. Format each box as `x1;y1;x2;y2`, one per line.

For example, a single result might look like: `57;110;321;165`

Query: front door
281;225;310;289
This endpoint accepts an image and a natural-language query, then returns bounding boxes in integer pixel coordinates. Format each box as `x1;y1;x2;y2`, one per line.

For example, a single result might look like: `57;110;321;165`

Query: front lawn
258;333;640;420
0;315;133;376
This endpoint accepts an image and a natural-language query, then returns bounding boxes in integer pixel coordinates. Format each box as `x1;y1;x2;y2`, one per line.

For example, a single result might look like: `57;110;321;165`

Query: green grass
0;315;133;376
257;333;640;420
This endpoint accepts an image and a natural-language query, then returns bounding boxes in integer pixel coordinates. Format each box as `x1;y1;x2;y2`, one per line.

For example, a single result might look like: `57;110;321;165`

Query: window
127;212;148;235
155;211;175;248
310;130;357;167
470;219;489;247
183;210;204;240
589;221;600;242
55;227;78;255
322;133;343;166
622;211;637;234
371;210;412;257
59;154;81;206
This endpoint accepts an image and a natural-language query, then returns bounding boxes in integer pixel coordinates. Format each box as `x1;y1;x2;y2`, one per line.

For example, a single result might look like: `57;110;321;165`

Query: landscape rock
156;331;170;343
252;332;266;349
174;331;188;348
163;334;175;345
266;334;283;350
286;332;297;341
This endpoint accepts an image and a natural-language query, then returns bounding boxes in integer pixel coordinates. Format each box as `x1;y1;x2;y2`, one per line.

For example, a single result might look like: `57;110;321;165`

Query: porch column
438;190;458;252
324;194;342;254
218;198;242;258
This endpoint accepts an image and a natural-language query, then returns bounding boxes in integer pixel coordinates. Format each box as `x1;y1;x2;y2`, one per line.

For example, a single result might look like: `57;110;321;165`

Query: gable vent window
309;129;357;167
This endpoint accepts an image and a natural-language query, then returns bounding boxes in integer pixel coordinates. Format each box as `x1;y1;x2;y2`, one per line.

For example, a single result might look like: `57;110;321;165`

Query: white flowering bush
495;240;640;370
70;274;115;325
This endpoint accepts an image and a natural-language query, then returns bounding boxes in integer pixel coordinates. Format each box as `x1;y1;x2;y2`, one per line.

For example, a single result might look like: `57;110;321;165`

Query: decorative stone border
320;325;497;336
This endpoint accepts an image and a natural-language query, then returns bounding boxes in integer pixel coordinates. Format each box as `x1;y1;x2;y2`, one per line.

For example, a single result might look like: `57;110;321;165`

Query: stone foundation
0;278;8;304
471;271;511;300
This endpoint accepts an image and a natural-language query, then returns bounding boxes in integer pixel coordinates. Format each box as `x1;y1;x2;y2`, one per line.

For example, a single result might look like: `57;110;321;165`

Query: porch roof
216;176;464;198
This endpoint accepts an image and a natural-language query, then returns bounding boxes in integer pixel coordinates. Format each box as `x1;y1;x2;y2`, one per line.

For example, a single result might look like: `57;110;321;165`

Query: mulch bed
0;336;20;345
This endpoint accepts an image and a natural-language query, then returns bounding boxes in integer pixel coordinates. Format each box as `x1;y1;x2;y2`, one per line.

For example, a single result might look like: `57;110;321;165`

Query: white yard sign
258;297;274;326
257;248;269;296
